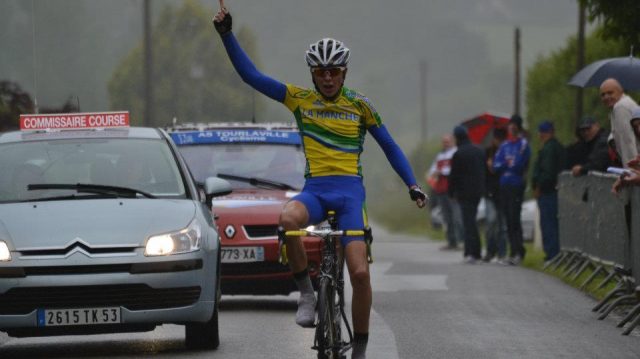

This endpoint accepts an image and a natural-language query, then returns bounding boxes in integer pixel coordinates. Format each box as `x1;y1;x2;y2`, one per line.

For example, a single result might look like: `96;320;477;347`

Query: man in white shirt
600;78;639;167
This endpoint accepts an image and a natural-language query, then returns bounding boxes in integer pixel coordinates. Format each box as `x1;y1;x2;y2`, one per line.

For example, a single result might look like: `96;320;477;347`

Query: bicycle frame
317;215;352;358
278;211;372;359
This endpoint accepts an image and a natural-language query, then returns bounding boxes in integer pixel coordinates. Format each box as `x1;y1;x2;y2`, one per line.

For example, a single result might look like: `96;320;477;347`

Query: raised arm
213;2;286;102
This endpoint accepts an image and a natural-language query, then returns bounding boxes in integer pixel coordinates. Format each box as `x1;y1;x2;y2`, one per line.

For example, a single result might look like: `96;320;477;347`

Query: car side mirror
204;177;232;211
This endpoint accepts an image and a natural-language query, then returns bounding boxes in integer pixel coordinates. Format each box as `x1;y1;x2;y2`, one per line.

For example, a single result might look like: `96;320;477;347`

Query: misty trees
109;0;260;126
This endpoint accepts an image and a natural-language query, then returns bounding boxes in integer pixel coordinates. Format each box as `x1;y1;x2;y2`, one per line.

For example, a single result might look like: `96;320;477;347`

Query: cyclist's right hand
213;0;232;35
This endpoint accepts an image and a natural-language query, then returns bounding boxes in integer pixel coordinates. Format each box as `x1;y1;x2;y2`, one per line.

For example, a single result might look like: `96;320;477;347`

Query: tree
580;0;640;50
0;81;80;131
109;0;260;126
0;81;35;131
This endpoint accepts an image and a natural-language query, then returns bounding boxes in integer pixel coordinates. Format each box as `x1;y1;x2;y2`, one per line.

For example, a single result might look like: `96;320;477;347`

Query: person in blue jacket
492;114;531;265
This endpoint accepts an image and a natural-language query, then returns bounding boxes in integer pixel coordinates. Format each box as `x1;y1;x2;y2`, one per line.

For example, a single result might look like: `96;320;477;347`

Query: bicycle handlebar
282;229;366;237
277;226;373;265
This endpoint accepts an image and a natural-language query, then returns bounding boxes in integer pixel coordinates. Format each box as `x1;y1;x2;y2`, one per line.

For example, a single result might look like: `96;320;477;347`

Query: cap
537;121;554;133
578;117;597;130
509;114;523;130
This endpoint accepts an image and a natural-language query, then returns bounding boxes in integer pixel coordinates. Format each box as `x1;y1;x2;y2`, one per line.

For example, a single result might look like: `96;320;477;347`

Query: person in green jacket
531;121;566;262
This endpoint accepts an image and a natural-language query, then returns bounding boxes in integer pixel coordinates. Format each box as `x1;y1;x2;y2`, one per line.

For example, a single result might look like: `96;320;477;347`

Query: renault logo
225;225;236;239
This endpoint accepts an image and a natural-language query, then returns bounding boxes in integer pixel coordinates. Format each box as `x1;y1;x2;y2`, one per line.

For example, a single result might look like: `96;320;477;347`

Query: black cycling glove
409;186;428;202
213;11;232;35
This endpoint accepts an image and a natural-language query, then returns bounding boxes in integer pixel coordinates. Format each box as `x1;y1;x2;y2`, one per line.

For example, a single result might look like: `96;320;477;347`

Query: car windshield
178;143;305;191
0;138;186;202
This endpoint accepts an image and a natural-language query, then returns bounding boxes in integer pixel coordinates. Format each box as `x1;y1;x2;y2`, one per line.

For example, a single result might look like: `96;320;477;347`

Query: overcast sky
1;0;580;143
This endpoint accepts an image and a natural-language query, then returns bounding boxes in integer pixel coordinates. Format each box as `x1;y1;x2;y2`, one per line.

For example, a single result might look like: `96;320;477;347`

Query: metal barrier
556;172;630;265
585;172;630;268
553;171;640;335
557;173;589;252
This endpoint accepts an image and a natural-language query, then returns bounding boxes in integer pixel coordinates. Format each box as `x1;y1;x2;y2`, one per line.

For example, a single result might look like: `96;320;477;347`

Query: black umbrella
568;56;640;91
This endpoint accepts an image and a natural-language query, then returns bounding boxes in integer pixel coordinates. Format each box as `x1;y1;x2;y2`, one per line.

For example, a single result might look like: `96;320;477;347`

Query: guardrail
550;171;640;335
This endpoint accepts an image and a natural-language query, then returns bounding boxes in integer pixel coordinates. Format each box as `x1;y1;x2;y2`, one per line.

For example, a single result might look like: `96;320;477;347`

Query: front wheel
316;277;342;359
185;305;220;350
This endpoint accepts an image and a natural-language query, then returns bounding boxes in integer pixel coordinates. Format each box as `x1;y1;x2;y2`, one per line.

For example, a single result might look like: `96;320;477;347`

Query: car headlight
145;219;202;256
0;241;10;261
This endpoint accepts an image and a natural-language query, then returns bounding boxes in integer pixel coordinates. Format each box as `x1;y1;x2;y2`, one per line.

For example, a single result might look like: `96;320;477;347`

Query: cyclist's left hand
409;185;428;208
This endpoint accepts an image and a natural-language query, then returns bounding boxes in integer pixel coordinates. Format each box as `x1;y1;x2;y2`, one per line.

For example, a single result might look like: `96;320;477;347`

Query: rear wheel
316;277;341;359
185;305;220;350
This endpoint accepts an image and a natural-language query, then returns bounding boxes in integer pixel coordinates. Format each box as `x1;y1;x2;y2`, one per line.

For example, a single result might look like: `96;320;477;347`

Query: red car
169;123;321;295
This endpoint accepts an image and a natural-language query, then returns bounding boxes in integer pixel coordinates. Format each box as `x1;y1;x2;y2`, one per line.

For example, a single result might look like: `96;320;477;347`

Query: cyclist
213;2;427;358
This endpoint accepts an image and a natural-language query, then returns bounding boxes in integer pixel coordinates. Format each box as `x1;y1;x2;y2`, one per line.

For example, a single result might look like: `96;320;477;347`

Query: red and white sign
20;111;130;131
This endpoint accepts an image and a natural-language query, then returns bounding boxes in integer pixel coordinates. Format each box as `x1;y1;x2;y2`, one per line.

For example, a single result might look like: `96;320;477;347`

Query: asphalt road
1;227;639;358
371;226;640;359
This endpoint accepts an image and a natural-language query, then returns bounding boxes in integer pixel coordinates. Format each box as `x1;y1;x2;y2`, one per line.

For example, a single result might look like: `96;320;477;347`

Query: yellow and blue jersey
283;84;381;178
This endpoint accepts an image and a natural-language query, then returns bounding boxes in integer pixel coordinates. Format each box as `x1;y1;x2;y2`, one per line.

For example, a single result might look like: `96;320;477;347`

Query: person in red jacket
426;134;463;250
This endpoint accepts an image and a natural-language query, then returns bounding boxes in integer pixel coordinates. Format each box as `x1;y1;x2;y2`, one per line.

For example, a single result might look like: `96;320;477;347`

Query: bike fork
337;269;353;353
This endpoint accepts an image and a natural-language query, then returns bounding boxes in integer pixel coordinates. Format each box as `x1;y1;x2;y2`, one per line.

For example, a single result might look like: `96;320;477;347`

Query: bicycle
278;211;373;359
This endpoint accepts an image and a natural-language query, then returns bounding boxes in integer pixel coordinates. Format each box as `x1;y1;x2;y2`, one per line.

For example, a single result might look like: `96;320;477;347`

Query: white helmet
305;38;350;68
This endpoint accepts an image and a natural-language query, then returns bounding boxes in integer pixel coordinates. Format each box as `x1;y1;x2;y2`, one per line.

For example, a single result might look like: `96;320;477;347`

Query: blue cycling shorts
291;175;368;247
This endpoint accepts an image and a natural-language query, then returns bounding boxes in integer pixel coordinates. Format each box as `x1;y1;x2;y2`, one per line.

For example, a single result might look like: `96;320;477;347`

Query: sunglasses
311;67;346;77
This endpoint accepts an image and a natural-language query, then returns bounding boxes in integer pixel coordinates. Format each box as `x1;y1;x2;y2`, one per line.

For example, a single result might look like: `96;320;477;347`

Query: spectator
449;125;485;263
531;121;565;262
565;126;588;170
426;134;463;250
600;78;639;167
570;117;611;176
493;114;531;265
612;108;640;193
483;127;508;263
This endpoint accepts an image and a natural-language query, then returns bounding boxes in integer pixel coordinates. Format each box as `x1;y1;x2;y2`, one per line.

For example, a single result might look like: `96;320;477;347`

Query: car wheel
185;305;220;350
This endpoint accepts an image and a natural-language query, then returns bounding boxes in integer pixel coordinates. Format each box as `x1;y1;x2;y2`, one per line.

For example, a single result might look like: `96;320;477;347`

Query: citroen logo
67;238;91;253
225;225;236;239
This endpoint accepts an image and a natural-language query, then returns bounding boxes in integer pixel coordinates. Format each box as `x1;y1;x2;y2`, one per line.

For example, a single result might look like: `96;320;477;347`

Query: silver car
0;114;230;349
